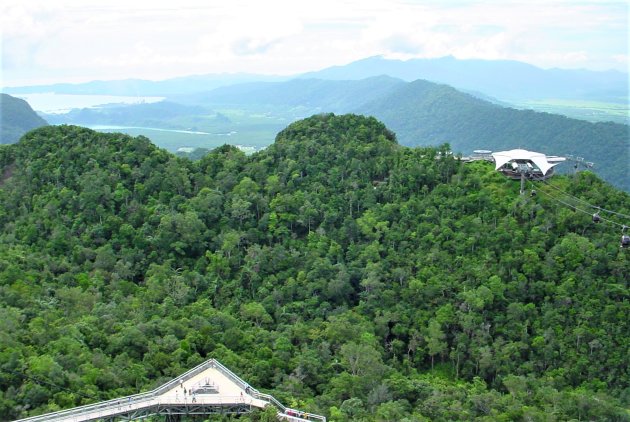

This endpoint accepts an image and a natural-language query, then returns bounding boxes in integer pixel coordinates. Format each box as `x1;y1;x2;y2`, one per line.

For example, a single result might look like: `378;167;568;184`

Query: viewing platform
492;149;566;180
13;359;325;422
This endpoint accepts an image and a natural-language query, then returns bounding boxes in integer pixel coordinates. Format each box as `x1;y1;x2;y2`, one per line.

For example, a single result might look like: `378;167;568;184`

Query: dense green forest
356;79;630;191
177;77;628;191
0;115;629;421
0;94;48;144
38;77;629;191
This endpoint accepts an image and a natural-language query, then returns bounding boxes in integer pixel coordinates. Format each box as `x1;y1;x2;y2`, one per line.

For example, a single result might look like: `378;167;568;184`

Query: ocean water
13;92;165;114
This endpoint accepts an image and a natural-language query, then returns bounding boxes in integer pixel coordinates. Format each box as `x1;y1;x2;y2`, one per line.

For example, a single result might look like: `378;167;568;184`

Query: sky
0;0;627;87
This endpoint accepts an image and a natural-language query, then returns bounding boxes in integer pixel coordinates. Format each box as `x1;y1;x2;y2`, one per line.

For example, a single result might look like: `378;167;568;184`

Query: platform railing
14;358;326;422
14;359;215;422
278;408;328;422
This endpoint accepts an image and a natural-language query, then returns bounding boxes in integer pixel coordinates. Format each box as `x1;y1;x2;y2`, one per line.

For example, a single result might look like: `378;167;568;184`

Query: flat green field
90;109;297;153
514;99;628;124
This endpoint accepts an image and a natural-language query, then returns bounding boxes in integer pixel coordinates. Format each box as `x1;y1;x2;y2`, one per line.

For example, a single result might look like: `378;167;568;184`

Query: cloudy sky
1;0;627;87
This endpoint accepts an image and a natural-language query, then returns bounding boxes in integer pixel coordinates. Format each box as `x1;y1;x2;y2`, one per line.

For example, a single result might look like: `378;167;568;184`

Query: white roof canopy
492;149;564;175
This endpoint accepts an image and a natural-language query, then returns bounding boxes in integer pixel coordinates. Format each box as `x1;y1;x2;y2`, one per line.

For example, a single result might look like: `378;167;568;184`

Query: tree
241;302;272;327
425;319;446;370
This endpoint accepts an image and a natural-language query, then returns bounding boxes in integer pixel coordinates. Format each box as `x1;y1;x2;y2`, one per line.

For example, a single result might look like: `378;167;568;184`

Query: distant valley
7;56;627;123
2;56;628;190
26;76;629;191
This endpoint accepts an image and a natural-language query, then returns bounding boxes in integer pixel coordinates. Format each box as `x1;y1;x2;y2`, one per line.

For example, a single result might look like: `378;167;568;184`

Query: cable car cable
530;181;628;229
531;176;630;219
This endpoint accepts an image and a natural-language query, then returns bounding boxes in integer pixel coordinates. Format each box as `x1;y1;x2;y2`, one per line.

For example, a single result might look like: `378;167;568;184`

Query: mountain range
5;56;627;104
172;76;406;112
44;101;208;128
0;93;48;144
169;77;628;191
2;73;287;97
301;56;628;103
3;57;628;190
354;79;629;190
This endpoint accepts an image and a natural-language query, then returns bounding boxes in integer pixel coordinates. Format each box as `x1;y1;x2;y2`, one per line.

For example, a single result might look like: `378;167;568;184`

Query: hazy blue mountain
0;93;48;143
355;79;629;190
169;76;629;190
44;101;209;127
173;76;406;112
3;73;289;96
301;56;628;103
7;70;626;190
5;56;625;107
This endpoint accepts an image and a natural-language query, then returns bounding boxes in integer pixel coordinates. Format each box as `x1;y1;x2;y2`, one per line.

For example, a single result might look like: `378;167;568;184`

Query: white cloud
0;0;627;86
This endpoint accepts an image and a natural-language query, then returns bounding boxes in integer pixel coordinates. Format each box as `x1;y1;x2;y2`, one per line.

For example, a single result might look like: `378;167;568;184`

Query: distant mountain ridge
175;76;406;112
44;101;208;127
172;77;628;190
4;56;626;104
353;79;629;190
35;75;629;190
302;55;628;103
0;93;48;143
4;61;627;189
3;73;288;96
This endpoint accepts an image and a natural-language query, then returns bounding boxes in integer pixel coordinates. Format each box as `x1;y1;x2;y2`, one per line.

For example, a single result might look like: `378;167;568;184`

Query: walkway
13;359;325;422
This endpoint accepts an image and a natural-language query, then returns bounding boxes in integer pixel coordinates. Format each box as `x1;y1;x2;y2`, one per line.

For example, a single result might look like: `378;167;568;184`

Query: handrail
279;414;323;422
15;359;214;422
153;358;213;395
254;391;286;412
208;362;289;415
14;358;326;422
279;408;327;422
211;359;251;391
14;392;155;422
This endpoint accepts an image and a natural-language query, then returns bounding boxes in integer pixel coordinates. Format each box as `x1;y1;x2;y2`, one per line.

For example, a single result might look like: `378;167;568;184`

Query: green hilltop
0;115;629;420
173;77;629;191
42;77;629;191
0;94;48;144
355;79;630;190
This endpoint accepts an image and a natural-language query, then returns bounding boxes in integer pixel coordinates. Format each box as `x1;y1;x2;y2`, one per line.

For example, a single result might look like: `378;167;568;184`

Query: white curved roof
492;149;563;175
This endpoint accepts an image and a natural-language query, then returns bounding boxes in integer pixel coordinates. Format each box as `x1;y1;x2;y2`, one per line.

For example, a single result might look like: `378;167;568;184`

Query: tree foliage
0;116;629;420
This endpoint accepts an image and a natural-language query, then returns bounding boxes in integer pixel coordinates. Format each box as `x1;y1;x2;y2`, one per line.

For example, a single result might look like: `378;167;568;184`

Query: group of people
177;382;197;403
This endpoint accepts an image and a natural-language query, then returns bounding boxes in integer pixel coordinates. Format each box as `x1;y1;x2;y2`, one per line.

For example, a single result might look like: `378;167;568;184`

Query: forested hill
0;94;48;144
173;77;629;191
355;79;630;191
1;116;629;421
